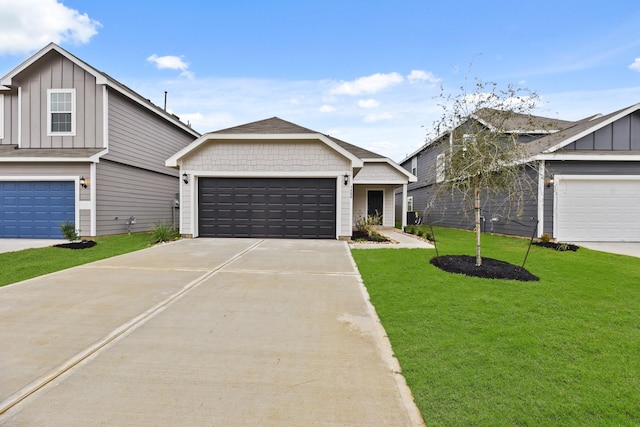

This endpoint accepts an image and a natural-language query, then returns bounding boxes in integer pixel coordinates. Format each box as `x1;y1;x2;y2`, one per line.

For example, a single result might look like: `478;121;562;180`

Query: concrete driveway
0;238;423;426
0;239;63;254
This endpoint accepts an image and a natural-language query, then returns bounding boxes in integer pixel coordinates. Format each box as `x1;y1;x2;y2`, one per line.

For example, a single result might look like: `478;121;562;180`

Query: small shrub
151;222;180;243
540;233;551;243
405;225;416;235
60;221;79;242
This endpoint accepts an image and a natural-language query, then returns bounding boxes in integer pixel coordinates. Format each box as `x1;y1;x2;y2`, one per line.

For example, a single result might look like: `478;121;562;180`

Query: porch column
401;183;408;229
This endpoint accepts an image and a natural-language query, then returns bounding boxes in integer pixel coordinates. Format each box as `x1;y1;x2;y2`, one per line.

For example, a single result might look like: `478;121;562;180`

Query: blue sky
1;0;640;161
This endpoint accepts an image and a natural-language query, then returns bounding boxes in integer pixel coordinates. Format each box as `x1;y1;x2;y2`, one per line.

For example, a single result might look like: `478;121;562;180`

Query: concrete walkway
0;239;63;254
349;227;434;249
0;238;423;426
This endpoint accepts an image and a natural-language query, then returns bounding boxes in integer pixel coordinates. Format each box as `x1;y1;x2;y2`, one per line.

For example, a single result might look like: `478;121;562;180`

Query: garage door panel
0;181;75;238
556;176;640;242
198;178;336;239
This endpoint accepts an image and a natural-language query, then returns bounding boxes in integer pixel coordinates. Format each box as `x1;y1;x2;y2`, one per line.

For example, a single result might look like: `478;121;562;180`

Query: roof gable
525;103;640;157
0;43;199;138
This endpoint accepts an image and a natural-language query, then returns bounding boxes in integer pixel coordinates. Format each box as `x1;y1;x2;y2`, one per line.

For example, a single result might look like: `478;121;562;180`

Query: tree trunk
474;175;482;266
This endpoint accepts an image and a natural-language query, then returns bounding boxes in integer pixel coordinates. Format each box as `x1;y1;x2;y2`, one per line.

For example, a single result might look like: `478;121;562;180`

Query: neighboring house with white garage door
397;102;640;243
0;43;199;239
166;117;416;239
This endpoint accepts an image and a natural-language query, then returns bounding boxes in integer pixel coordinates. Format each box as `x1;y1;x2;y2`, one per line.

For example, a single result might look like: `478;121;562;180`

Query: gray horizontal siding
105;91;194;177
96;160;180;235
16;53;103;149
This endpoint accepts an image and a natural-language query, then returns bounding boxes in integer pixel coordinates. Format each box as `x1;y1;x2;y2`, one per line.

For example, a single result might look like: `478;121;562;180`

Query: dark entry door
198;177;336;239
367;190;383;223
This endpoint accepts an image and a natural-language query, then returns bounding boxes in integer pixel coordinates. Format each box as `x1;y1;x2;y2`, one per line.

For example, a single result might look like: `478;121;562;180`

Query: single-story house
397;103;640;242
166;117;416;239
0;43;200;239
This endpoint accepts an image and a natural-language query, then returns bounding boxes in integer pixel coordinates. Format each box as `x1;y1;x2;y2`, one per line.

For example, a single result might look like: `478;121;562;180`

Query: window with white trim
47;89;75;135
411;157;417;177
436;152;446;183
407;196;414;212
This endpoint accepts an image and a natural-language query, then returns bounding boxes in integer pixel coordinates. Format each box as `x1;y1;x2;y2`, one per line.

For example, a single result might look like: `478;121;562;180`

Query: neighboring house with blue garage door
0;43;199;239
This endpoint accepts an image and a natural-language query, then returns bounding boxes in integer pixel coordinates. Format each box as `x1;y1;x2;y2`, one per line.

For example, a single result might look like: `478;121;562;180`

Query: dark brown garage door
198;178;336;238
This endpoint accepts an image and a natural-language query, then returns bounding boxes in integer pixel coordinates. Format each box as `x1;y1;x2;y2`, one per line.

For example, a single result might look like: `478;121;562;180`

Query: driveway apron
0;239;421;426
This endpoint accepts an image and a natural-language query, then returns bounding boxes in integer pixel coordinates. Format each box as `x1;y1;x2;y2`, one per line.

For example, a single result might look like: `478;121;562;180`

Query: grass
0;233;153;287
351;227;640;426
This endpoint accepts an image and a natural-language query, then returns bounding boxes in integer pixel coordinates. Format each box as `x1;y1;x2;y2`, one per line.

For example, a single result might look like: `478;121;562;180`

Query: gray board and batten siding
12;51;105;149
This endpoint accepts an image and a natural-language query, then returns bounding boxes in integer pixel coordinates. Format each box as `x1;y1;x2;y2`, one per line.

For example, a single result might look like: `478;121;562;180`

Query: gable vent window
47;89;75;135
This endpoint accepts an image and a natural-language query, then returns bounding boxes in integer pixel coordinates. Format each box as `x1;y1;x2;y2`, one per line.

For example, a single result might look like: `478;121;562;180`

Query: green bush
151;222;180;243
60;220;79;242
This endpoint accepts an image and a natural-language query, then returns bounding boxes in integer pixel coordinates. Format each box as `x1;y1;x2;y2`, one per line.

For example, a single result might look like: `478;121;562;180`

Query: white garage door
555;175;640;242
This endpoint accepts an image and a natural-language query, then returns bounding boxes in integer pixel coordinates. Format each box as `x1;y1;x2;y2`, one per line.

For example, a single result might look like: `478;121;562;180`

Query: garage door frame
0;176;80;238
554;174;640;242
192;173;343;239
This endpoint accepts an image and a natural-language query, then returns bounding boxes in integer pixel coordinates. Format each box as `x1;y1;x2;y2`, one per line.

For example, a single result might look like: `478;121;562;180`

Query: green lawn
0;233;153;287
352;227;640;426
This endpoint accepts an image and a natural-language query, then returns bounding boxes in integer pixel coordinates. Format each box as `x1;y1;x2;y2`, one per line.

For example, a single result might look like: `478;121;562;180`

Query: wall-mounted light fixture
182;173;189;184
544;176;554;188
80;176;87;189
343;173;349;186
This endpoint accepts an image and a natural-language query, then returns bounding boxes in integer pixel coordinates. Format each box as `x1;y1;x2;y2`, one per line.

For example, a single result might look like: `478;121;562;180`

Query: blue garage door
0;181;75;238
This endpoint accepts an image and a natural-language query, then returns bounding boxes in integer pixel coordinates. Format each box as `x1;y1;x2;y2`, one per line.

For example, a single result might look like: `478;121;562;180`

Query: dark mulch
430;255;539;282
533;241;579;252
54;240;97;250
351;230;389;243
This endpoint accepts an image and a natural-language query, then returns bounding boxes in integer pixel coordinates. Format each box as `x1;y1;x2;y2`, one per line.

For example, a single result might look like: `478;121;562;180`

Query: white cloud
364;112;395;123
407;69;441;85
358;99;380;108
147;54;194;78
629;58;640;72
0;0;100;55
330;72;403;95
319;104;335;113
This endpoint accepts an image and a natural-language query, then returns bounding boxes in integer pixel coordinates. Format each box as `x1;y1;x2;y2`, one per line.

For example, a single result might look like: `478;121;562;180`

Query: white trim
353;179;408;185
535;153;640;161
166;133;363;168
17;87;21;148
186;171;346;239
47;88;76;136
537;160;545;238
336;176;342;239
89;162;97;236
0;94;4;140
103;86;109;149
402;185;408;229
0;175;81;231
188;170;347;178
0;156;98;162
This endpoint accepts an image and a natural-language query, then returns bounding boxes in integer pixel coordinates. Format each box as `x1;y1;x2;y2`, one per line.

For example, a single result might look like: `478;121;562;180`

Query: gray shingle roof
211;117;384;159
0;146;104;158
473;108;576;133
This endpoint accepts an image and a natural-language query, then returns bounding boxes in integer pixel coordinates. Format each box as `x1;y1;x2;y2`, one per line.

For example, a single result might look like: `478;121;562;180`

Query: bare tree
430;79;543;266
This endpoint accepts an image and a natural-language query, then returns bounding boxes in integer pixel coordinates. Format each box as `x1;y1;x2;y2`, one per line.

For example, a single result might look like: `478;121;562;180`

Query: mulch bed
54;240;97;250
351;230;390;243
532;242;579;252
430;255;539;282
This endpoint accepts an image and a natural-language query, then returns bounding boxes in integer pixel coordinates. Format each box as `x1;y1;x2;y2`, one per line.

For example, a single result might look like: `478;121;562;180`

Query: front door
367;190;383;224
